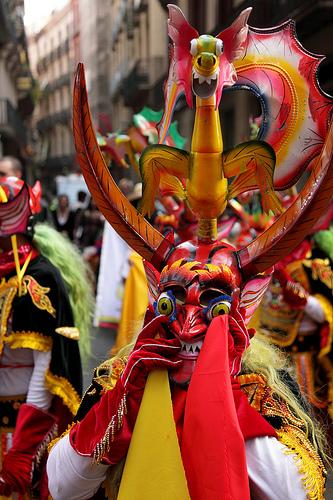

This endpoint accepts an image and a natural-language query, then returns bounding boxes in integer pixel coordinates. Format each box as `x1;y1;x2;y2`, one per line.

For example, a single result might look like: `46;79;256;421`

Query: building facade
28;1;78;187
78;0;169;133
0;0;34;170
78;0;113;132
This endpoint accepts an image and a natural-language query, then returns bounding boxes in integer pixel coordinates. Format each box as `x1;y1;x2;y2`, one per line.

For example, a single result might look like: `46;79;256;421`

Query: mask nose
197;53;217;70
171;305;207;342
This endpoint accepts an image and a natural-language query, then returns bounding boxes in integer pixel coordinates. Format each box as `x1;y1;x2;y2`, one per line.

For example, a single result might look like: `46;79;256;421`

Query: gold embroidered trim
55;326;80;340
287;259;311;291
318;356;333;420
93;394;127;463
238;373;267;411
35;422;58;468
327;362;333;420
0;276;19;354
257;278;304;347
22;275;56;318
258;308;304;347
78;357;128;464
277;428;326;500
4;331;52;352
48;422;76;454
315;294;333;358
95;357;127;391
45;369;80;415
304;257;333;293
293;352;327;409
0;273;57;355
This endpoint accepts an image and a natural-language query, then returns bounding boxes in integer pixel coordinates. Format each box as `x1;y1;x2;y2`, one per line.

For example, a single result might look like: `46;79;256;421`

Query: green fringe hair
33;223;93;363
313;228;333;262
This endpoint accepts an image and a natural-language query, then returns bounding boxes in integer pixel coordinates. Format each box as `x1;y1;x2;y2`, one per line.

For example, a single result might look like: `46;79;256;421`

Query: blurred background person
76;198;104;286
0;156;23;178
73;191;89;241
0;177;93;499
75;198;103;251
51;194;76;240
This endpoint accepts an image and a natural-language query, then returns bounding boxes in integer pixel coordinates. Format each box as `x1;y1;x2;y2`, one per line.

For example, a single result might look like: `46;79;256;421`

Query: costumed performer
255;221;333;422
0;176;93;499
48;5;333;499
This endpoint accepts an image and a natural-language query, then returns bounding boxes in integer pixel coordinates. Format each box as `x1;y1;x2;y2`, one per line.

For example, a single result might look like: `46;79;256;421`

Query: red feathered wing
238;119;333;277
234;20;333;189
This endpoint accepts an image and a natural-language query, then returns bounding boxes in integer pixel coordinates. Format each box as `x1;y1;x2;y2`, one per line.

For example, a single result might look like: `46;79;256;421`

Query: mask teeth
192;68;219;85
180;339;203;353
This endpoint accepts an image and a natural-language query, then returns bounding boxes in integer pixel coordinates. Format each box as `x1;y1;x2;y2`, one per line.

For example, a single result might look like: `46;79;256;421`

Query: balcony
110;0;127;45
44;73;71;94
36;108;71;132
110;63;129;99
0;1;16;45
36;53;51;74
227;0;333;34
35;154;77;189
36;41;69;75
121;57;165;108
0;99;26;145
40;154;75;170
36;116;52;131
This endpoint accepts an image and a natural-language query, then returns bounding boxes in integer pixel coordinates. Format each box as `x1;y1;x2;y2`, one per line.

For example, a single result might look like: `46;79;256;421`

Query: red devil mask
144;239;271;385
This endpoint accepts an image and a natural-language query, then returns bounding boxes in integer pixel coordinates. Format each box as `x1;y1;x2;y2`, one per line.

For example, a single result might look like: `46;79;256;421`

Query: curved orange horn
237;120;333;277
73;63;174;270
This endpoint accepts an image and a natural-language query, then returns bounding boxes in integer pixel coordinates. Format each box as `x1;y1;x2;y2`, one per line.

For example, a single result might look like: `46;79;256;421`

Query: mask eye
216;39;223;56
190;39;198;56
207;301;230;320
203;293;231;322
156;292;175;317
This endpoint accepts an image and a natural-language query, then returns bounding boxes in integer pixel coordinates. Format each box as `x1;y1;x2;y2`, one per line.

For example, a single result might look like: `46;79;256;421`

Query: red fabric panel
70;379;135;465
181;315;251;500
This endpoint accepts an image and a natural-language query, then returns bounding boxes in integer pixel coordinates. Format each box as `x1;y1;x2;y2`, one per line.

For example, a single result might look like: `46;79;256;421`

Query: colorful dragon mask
73;5;333;384
161;6;251;115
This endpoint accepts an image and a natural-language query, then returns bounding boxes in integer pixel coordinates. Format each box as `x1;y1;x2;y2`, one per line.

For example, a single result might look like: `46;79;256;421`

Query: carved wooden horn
73;64;174;270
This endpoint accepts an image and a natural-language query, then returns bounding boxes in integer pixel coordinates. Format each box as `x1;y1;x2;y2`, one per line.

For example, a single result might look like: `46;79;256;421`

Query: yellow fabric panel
117;370;190;500
112;252;149;354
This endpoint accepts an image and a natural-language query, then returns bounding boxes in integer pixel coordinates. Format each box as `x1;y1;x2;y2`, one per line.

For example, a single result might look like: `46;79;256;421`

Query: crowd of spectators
0;156;145;294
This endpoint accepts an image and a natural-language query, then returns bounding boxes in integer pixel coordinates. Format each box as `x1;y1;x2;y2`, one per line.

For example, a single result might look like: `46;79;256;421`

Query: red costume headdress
0;177;41;236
